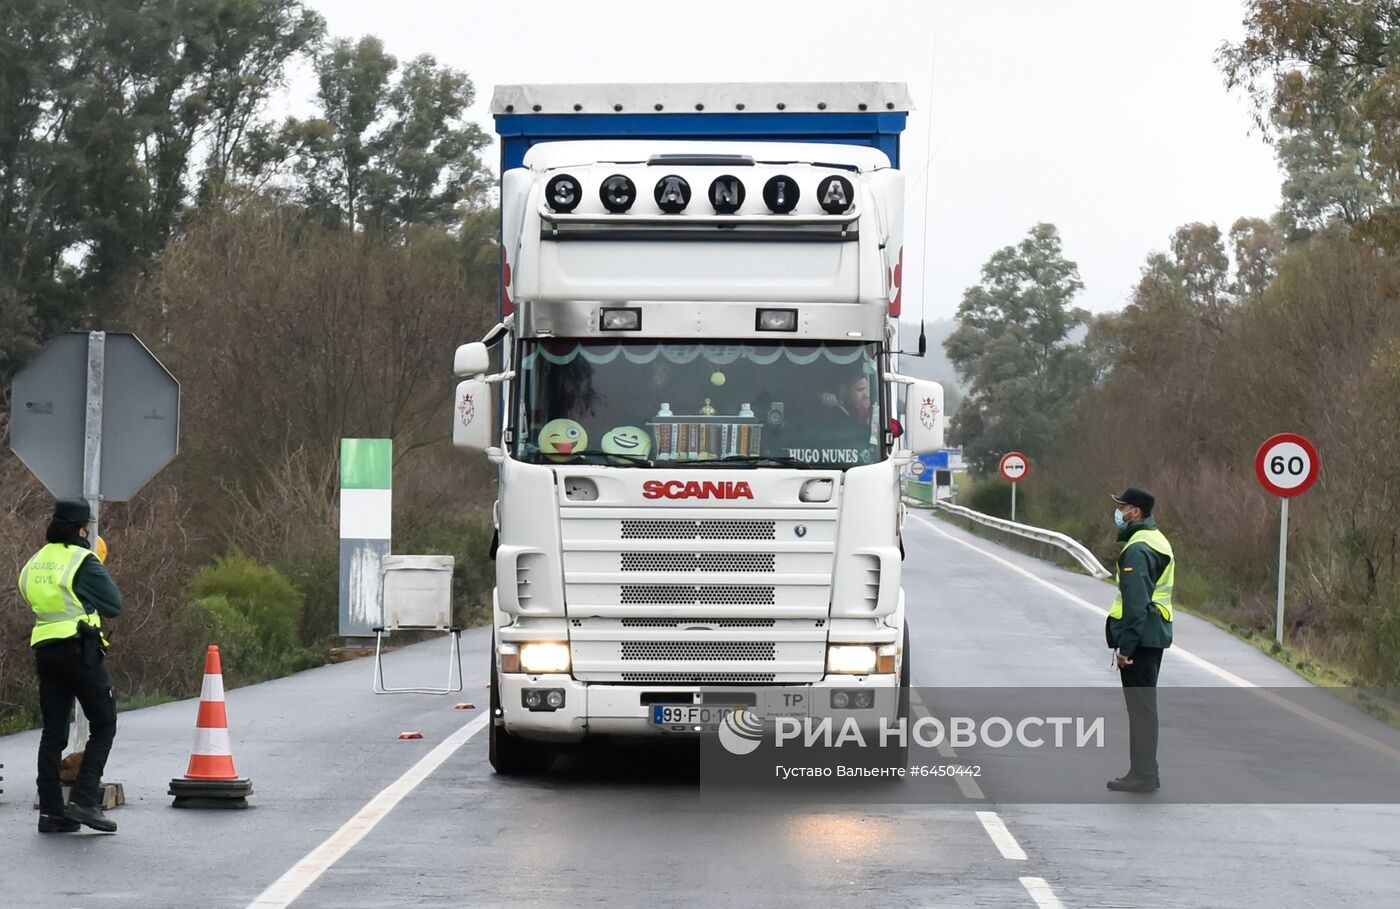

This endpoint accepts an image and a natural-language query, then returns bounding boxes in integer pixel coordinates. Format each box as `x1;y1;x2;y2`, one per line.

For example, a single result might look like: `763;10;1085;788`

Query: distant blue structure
911;448;962;478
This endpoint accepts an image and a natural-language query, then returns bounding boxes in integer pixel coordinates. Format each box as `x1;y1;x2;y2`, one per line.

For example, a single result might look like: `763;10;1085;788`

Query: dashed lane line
1020;876;1068;909
975;810;1028;861
908;513;1400;764
912;695;1051;902
910;689;984;799
247;713;490;909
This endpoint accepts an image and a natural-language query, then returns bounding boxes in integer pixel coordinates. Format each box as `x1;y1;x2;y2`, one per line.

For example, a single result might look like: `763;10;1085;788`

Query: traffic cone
169;645;253;809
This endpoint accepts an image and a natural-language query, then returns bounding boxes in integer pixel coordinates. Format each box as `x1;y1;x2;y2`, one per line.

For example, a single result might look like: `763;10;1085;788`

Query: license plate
651;704;740;728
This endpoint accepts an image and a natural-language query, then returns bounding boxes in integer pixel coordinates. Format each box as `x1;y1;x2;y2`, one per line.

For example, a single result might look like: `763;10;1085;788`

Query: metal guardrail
927;500;1113;580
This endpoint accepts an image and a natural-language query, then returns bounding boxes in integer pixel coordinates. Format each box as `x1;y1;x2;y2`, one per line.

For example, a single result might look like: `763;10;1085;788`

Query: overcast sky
294;0;1283;321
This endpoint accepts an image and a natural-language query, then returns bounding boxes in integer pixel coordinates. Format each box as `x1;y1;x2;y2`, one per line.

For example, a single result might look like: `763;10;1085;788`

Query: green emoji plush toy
601;426;653;463
538;418;587;462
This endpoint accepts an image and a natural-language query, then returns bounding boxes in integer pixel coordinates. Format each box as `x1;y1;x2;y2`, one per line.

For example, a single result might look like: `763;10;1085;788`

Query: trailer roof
490;82;914;115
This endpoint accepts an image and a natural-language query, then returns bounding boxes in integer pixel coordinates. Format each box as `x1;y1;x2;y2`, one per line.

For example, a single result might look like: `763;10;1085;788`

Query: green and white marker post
339;438;392;636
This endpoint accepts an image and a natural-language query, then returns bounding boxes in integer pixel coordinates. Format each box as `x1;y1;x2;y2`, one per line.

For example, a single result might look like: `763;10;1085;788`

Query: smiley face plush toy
601;426;653;463
538;418;587;462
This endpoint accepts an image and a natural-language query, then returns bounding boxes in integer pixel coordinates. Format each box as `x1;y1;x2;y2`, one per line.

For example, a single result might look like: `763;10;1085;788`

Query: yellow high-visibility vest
1109;528;1174;622
19;543;104;646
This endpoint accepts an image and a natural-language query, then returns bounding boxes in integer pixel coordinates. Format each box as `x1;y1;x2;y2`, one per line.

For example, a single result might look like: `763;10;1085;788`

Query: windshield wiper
683;455;814;469
525;449;655;467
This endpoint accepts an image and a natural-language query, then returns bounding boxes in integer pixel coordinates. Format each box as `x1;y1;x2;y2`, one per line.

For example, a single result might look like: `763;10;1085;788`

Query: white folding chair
372;555;463;695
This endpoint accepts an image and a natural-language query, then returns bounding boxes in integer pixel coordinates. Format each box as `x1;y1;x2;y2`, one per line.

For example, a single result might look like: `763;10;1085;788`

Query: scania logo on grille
794;525;808;538
642;480;755;500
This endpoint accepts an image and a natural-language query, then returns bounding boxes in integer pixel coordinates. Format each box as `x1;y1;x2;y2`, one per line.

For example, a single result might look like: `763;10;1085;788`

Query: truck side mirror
454;342;490;378
453;379;494;451
902;379;945;453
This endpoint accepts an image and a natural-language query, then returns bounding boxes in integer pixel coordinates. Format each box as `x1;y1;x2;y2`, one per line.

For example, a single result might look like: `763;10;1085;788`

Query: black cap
1111;487;1155;515
53;499;92;524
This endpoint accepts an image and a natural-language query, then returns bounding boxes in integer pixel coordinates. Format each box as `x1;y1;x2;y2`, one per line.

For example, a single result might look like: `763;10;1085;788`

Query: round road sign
911;460;926;478
1254;433;1319;498
998;451;1029;484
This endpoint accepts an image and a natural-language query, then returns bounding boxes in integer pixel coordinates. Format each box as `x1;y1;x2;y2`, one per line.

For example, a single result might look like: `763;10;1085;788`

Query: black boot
38;814;81;833
1106;773;1159;793
65;803;117;832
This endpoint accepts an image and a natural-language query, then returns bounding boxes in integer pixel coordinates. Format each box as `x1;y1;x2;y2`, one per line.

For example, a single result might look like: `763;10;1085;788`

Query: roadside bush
967;479;1023;521
283;548;341;648
189;553;315;681
191;594;259;678
1348;587;1400;686
192;554;303;652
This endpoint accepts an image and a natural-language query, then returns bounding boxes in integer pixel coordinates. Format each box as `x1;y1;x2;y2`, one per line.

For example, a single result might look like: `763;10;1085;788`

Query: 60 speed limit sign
1255;432;1319;647
1255;433;1319;498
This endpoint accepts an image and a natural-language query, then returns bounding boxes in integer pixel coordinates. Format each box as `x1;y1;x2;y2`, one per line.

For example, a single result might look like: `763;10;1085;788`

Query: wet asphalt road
2;511;1398;908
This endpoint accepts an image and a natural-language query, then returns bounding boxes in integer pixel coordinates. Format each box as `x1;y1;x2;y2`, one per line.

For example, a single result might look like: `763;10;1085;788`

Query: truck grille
562;507;835;682
621;518;775;540
620;641;776;661
620;552;775;572
620;584;776;606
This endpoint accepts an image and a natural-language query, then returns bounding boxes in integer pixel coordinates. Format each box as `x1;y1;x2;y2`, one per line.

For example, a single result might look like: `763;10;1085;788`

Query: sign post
81;332;107;542
1254;433;1320;646
998;451;1029;522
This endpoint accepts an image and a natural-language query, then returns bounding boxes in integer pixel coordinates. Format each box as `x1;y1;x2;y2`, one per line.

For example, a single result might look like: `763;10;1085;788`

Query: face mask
1113;509;1128;529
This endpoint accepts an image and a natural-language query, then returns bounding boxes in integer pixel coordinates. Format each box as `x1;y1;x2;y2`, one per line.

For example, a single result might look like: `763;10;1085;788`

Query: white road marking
247;713;489;909
975;810;1028;861
909;514;1400;763
910;690;984;799
1019;876;1067;909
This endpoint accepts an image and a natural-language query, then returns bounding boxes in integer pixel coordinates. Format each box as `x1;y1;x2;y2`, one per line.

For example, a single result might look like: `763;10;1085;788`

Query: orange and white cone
169;645;253;808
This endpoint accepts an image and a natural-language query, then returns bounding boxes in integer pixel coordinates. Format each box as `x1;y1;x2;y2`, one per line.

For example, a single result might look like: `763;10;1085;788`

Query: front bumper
498;672;900;743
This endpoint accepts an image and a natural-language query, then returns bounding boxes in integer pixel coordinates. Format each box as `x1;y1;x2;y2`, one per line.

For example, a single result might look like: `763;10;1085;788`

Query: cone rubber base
169;777;252;809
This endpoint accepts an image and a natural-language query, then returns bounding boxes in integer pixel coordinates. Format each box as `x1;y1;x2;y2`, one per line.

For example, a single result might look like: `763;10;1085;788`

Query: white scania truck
452;83;944;773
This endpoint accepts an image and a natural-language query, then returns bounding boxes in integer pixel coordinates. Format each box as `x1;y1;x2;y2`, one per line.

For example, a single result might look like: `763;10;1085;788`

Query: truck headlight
518;641;571;674
827;644;878;674
826;644;897;675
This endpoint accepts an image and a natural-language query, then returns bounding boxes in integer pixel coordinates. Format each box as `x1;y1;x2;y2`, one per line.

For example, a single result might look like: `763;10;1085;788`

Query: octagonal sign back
10;332;180;501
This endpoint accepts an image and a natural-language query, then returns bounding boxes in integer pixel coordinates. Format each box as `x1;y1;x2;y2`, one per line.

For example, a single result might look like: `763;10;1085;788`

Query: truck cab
453;84;943;773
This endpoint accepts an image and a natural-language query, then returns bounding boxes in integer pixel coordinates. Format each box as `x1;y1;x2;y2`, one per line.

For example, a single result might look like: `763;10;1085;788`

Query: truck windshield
514;340;882;469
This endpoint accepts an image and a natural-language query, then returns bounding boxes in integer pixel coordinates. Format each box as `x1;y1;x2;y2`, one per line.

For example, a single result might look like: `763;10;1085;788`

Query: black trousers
1119;646;1164;779
35;639;118;814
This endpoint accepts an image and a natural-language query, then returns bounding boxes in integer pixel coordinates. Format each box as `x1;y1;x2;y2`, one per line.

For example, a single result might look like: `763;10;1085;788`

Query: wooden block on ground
31;781;125;811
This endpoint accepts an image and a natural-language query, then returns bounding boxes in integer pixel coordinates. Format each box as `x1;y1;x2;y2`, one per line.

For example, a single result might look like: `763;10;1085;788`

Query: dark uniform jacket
1104;517;1173;657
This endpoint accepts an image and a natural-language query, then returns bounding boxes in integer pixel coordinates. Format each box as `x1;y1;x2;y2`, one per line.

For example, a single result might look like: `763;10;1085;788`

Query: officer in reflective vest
18;500;123;833
1104;486;1173;793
